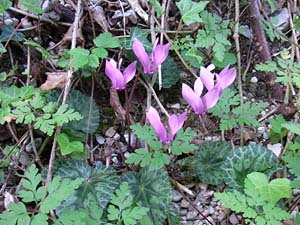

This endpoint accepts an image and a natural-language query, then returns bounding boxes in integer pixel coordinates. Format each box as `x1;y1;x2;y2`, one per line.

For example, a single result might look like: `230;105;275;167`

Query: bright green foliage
283;143;300;188
107;182;149;225
0;164;84;225
281;122;300;136
52;159;119;215
215;172;291;225
56;132;84;155
170;128;197;155
93;32;120;59
256;49;300;87
53;209;92;225
178;141;232;185
0;0;11;14
39;176;83;213
20;0;43;14
18;164;45;203
126;148;170;170
209;88;266;131
196;11;233;64
24;40;51;59
268;115;289;143
149;0;163;17
261;18;286;42
127;125;196;170
222;144;281;190
121;167;173;225
0;202;30;225
69;48;99;70
48;89;100;135
176;0;209;25
0;86;82;136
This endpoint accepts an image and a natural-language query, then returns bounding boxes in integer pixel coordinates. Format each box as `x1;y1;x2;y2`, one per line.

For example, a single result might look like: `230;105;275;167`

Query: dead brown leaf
40;71;68;90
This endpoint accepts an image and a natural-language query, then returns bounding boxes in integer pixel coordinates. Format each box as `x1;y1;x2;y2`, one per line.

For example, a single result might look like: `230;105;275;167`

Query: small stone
171;103;181;110
181;199;190;208
271;8;289;31
111;156;118;164
105;127;116;137
257;126;265;134
267;143;282;157
124;152;130;158
96;135;105;144
239;25;252;39
206;216;216;225
250;76;258;83
113;133;121;141
208;206;215;215
172;190;183;202
202;209;210;217
186;210;198;220
229;213;239;225
180;209;188;216
4;18;14;25
263;132;269;140
193;220;203;225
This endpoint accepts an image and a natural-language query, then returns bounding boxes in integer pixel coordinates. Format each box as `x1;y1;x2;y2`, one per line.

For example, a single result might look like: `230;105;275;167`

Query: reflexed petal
200;66;215;90
203;87;221;109
182;83;205;114
132;39;151;73
105;60;125;89
194;77;203;96
123;61;137;84
146;106;168;143
168;112;187;140
152;43;170;66
207;64;215;71
217;67;237;89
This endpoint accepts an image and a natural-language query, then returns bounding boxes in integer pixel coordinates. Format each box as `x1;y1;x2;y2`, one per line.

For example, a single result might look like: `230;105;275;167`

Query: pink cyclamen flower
146;106;187;144
132;38;170;74
182;64;237;115
105;59;137;90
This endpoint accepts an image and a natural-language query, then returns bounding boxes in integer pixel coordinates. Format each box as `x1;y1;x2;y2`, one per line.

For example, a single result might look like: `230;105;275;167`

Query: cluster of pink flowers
104;39;236;143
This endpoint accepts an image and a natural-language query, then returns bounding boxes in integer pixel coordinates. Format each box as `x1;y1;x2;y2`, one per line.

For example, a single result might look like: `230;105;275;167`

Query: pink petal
203;87;221;109
200;66;215;91
217;67;237;89
123;61;137;84
146;106;168;143
132;39;151;73
152;43;170;67
105;60;125;90
182;83;205;114
207;64;215;71
194;77;203;96
168;112;187;140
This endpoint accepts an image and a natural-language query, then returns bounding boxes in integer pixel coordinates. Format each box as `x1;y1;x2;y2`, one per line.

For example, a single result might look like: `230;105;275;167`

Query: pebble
96;135;105;144
171;103;181;110
206;216;216;225
123;152;130;159
172;190;183;202
257;126;265;134
180;209;188;216
229;214;239;225
186;210;198;220
271;8;289;31
181;199;190;208
208;206;215;215
250;76;258;83
262;132;269;140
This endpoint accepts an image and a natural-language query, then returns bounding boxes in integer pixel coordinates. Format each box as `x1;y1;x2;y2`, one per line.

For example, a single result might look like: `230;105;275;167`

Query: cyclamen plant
146;106;187;143
133;38;170;74
182;64;237;114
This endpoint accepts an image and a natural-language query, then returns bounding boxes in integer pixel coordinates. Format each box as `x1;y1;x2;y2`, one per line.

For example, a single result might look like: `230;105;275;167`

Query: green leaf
178;141;232;185
48;90;100;135
0;25;25;42
159;57;181;88
0;85;35;106
18;164;45;203
212;42;225;62
52;104;82;126
196;30;215;48
69;48;90;70
0;0;12;14
121;167;172;225
246;172;291;203
19;0;43;14
31;213;48;225
92;47;108;59
149;0;163;17
120;27;151;51
170;128;197;155
56;133;84;155
0;202;30;225
176;0;209;25
40;176;83;213
222;144;282;190
93;32;120;49
34;115;55;136
52;159;119;215
282;122;300;135
54;209;87;225
283;153;300;176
